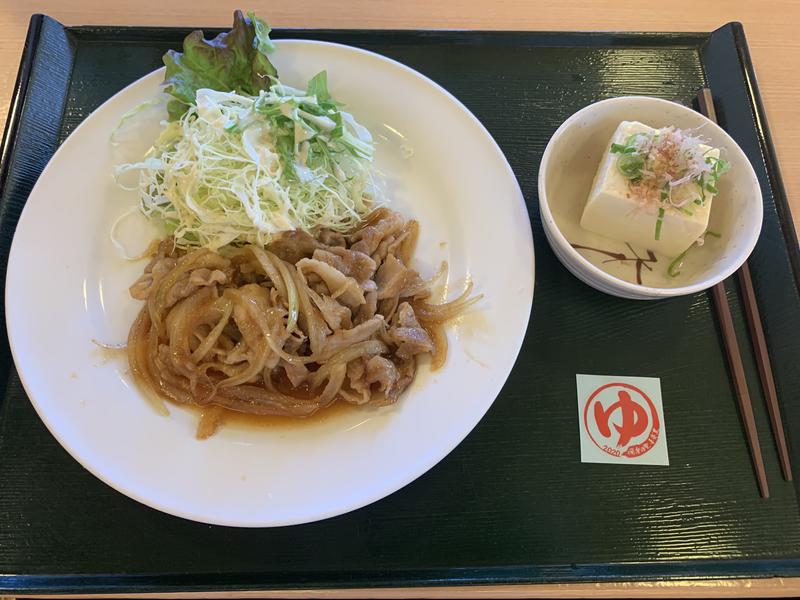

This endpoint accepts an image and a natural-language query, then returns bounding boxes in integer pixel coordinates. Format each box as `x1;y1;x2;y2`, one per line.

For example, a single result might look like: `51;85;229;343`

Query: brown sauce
215;400;359;431
177;401;360;440
132;355;373;435
179;383;363;435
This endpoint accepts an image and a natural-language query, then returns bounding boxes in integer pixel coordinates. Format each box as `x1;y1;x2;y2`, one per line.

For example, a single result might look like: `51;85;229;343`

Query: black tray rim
4;557;800;595
0;15;42;217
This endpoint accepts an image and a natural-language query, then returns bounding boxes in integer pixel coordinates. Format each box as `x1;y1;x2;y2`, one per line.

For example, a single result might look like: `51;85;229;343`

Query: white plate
5;40;534;527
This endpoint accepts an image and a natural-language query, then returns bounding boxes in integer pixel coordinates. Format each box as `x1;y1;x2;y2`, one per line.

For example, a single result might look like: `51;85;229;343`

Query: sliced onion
267;251;299;333
290;263;328;355
310;339;387;389
127;308;169;416
247;245;287;298
412;281;482;324
319;364;347;404
191;297;233;362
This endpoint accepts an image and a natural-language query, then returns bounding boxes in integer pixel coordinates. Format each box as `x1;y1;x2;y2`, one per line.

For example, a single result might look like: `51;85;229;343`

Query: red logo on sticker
583;382;660;458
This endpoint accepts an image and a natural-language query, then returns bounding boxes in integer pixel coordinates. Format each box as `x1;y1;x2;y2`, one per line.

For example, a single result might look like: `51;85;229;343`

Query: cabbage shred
117;74;381;250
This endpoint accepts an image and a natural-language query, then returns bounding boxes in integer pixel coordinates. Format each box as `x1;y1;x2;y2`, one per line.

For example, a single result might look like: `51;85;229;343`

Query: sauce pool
217;400;359;431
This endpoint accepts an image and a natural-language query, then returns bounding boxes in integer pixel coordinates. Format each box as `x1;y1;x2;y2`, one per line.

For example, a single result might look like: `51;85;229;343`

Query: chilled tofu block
580;121;719;258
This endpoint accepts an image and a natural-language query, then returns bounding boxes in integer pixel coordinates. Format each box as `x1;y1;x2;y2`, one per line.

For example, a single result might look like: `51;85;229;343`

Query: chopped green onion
618;153;645;179
679;207;695;216
698;177;707;203
625;133;646;147
330;112;344;139
705;184;718;194
706;156;731;174
611;133;647;156
668;249;689;277
694;198;703;205
705;230;722;238
655;207;665;240
660;182;671;202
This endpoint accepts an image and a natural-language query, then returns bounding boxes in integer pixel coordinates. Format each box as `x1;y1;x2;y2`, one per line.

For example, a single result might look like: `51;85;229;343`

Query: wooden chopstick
738;261;793;481
697;88;771;498
700;88;793;482
708;281;769;498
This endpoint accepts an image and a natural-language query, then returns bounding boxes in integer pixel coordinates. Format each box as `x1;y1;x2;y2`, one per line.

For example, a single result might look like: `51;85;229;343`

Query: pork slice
189;268;227;287
364;355;398;394
371;235;396;267
396;301;421;328
344;358;371;405
318;229;347;247
164;268;227;307
315;316;384;362
129;255;178;300
229;284;273;350
350;210;405;256
307;287;352;331
389;303;434;360
281;359;310;387
378;296;399;322
387;219;419;264
354;290;378;326
312;247;376;282
347;357;366;389
386;356;416;403
296;258;365;309
266;230;319;263
374;254;425;301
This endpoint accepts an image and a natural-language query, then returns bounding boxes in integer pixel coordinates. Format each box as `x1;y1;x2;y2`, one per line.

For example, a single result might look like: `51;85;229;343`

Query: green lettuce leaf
162;9;278;120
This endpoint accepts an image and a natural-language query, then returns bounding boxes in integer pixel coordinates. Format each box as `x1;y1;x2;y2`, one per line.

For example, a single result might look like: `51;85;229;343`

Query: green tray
1;15;799;595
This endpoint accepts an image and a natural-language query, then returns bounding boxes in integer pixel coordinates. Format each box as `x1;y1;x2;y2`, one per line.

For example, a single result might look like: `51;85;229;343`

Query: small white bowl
538;96;763;300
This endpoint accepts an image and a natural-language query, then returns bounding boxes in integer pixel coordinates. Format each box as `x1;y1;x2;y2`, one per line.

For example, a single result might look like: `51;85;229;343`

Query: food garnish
609;126;730;241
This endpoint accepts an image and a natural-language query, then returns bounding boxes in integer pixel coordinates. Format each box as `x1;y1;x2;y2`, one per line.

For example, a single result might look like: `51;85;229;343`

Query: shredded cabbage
116;72;383;249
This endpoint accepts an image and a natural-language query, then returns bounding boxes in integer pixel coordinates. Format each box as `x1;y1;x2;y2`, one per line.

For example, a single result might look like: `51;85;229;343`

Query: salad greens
163;10;278;120
117;11;382;250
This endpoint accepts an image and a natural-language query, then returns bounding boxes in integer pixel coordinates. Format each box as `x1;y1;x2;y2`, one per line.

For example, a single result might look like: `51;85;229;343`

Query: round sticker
583;382;660;458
